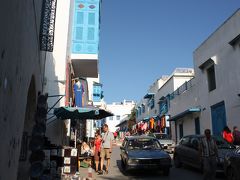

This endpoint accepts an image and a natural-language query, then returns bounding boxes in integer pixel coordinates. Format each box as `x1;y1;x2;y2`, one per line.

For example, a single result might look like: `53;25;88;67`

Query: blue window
148;98;154;109
142;105;145;113
76;12;84;24
75;27;83;40
87;27;95;40
71;0;100;54
93;84;102;102
88;13;95;25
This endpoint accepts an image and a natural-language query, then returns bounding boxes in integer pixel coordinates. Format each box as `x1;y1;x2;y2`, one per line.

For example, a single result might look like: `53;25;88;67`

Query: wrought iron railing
39;0;57;52
170;77;195;100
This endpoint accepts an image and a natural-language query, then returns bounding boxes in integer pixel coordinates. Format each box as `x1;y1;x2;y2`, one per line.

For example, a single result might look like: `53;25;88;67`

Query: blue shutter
71;0;100;54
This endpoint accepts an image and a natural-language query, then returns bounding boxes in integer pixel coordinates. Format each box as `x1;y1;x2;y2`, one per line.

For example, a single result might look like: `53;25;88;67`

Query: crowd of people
78;123;114;176
77;122;240;178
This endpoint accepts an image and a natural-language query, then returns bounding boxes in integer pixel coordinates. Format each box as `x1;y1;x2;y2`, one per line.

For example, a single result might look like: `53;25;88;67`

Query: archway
17;75;36;180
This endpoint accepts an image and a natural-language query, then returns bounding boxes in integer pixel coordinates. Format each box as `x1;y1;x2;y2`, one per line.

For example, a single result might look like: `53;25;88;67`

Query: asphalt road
94;145;226;180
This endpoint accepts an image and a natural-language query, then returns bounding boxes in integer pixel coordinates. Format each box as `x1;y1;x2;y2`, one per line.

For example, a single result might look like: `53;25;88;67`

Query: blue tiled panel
72;0;100;54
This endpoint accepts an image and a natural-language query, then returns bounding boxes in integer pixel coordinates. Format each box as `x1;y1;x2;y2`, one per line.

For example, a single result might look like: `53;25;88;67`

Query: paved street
78;142;226;180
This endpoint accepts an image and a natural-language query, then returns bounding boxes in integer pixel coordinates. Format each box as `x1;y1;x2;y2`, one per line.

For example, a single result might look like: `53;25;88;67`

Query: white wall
194;9;240;130
0;0;46;179
169;10;240;142
105;100;135;132
44;0;72;145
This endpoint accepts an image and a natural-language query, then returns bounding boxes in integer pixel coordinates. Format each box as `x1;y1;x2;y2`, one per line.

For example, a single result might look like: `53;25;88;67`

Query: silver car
149;133;175;153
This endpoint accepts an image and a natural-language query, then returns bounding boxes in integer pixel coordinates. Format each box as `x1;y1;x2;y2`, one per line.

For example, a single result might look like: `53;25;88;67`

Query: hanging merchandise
73;80;84;107
149;118;154;129
161;116;166;128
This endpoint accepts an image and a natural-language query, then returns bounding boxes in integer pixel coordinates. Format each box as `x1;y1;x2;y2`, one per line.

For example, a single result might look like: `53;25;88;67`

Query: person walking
199;129;218;180
98;124;114;175
222;126;233;144
93;130;102;172
114;131;118;141
233;126;240;146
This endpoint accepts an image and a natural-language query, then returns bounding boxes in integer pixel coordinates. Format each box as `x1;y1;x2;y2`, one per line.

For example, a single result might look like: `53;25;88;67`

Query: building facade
169;9;240;142
136;68;194;134
0;0;57;179
44;0;73;146
104;100;136;133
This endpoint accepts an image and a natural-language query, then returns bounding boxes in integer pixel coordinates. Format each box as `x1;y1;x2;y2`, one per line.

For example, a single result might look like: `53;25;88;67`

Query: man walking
199;129;218;180
98;124;114;175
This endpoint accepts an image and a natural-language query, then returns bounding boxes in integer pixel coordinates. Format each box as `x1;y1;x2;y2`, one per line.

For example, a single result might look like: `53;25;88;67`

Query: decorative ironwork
79;3;84;8
89;5;95;9
39;0;57;52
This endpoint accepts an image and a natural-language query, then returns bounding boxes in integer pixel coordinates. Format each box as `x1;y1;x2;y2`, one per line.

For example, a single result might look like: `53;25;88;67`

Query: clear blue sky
99;0;239;104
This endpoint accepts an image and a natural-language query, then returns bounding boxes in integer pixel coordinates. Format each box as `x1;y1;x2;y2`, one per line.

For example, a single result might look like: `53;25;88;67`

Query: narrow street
79;143;226;180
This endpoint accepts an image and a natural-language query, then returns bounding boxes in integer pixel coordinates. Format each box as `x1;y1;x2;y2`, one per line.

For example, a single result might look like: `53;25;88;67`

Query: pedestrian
199;129;218;180
98;124;114;175
114;131;118;140
233;126;240;146
222;126;233;143
93;130;102;172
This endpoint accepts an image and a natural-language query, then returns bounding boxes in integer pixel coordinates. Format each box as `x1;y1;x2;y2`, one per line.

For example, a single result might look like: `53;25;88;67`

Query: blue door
211;101;227;135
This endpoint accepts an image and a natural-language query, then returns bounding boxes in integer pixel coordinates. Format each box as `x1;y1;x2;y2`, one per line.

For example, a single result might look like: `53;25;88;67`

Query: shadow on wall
17;75;37;180
44;53;68;146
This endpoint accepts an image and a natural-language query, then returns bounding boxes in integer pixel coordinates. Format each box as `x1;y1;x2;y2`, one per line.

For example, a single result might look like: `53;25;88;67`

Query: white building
44;0;103;143
169;9;240;142
105;100;136;132
136;68;194;134
43;0;73;146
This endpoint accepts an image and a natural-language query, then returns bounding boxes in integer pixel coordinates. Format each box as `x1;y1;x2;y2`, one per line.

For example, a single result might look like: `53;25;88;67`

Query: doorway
211;101;227;135
17;76;36;180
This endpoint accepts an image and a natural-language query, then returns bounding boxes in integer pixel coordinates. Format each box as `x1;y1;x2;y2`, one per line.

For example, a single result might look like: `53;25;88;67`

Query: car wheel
163;168;170;176
121;158;125;168
227;167;237;180
174;155;182;168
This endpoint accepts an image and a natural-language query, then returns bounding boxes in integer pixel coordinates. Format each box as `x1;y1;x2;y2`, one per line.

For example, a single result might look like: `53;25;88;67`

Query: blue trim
168;108;201;121
144;93;155;99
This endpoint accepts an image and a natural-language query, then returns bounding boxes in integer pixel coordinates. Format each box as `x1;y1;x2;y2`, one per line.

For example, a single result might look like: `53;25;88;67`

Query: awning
115;120;128;127
168;108;201;122
143;117;150;121
144;93;155;99
54;106;114;120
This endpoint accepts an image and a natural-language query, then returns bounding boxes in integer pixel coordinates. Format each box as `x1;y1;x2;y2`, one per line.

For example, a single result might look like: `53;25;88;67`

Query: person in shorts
98;124;114;175
93;130;102;172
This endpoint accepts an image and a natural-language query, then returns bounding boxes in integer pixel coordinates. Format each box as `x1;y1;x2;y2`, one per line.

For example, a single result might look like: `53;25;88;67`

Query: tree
128;108;136;131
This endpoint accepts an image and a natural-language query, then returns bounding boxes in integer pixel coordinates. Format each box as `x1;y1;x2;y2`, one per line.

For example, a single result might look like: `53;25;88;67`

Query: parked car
149;133;175;153
120;135;172;175
173;135;235;173
224;146;240;180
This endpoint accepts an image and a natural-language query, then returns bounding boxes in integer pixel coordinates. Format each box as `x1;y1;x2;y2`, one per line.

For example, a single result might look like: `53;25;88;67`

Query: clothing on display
149;118;154;129
73;81;84;107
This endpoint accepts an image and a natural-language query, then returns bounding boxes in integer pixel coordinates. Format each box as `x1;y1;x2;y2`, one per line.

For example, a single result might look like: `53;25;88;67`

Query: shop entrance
17;76;36;180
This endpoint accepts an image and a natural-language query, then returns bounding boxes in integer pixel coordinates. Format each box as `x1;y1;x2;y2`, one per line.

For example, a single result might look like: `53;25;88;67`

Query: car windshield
127;138;162;150
154;134;170;140
213;136;235;149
